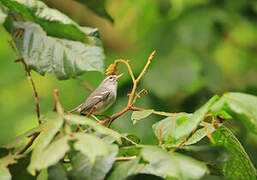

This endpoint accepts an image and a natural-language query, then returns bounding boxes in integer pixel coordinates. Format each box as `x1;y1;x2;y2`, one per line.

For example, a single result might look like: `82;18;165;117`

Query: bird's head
101;74;123;87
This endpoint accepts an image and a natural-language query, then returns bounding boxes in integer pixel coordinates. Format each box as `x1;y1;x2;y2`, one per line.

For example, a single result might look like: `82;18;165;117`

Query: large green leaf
64;114;121;143
212;126;256;180
131;109;154;124
1;0;88;43
211;92;257;134
69;145;118;180
75;0;113;22
174;95;219;139
28;114;63;175
0;154;17;180
73;133;111;163
141;146;208;179
11;21;104;79
29;136;70;173
107;157;141;180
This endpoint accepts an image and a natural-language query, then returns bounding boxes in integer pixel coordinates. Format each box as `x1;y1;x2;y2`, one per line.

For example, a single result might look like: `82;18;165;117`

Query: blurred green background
0;0;257;166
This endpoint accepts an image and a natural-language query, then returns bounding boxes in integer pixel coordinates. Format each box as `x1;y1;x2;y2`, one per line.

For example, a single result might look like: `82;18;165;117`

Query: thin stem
15;58;41;124
115;156;137;161
17;132;40;155
136;50;155;82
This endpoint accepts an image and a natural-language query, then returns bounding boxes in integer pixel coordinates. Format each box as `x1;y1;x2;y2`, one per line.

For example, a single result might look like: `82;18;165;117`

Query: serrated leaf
107;157;140;180
70;145;118;180
28;114;63;175
75;0;113;22
29;136;70;172
73;133;110;164
184;124;215;146
211;92;257;134
0;154;17;180
174;95;219;139
131;110;154;124
10;21;104;79
141;146;208;180
212;126;257;180
64;114;121;143
1;123;44;149
1;0;89;43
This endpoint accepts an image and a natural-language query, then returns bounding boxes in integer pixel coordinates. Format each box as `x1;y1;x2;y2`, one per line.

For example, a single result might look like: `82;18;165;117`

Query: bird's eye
109;76;113;79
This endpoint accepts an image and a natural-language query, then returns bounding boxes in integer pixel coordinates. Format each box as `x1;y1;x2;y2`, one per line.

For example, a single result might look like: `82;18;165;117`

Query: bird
69;74;123;118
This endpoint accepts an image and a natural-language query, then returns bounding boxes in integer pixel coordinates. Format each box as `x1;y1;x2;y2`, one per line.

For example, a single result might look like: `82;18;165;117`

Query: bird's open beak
115;73;123;80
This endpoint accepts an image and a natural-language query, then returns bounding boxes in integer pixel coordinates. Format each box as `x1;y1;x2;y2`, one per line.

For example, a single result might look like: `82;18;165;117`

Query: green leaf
174;95;219;139
73;133;111;163
1;0;89;43
211;92;257;134
107;157;140;180
1;123;44;149
65;114;121;143
184;124;216;146
212;126;257;180
28;114;63;175
131;109;154;124
75;0;113;22
48;163;68;180
69;145;118;180
0;6;7;24
152;113;191;142
0;154;18;180
11;21;104;79
141;146;208;180
29;136;70;173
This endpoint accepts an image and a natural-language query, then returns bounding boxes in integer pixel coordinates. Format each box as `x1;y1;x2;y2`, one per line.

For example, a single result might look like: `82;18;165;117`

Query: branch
15;58;41;124
115;156;137;161
77;77;94;92
17;132;40;155
106;51;156;127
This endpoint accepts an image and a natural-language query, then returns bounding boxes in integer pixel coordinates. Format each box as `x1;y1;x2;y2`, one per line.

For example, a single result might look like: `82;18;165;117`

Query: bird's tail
68;104;82;113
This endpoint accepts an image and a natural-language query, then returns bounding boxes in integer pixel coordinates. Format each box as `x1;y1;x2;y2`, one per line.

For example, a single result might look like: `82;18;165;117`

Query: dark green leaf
69;145;118;180
211;92;257;134
212;126;257;180
0;154;17;180
118;146;141;157
131;110;154;124
28;114;63;175
141;146;208;179
107;157;140;180
65;114;121;143
75;0;113;22
1;0;89;43
120;134;140;147
174;95;219;139
48;163;68;180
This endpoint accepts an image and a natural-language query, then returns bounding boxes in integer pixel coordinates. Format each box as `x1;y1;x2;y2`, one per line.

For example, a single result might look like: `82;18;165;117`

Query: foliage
0;0;256;180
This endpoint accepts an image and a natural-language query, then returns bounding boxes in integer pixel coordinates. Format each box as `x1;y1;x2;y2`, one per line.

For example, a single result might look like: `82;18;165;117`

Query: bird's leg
91;114;107;125
87;106;96;117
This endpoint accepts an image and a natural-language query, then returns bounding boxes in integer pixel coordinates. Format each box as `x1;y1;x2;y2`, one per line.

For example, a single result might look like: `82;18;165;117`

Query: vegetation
0;0;256;180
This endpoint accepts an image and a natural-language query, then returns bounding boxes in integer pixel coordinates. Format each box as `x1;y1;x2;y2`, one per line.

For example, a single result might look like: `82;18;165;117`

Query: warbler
70;74;123;115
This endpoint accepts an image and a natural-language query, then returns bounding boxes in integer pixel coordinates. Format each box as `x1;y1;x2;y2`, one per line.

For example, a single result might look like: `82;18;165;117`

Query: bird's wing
79;90;110;113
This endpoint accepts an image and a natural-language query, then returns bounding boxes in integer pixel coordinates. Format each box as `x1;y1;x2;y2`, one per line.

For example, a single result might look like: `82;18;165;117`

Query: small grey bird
70;74;123;115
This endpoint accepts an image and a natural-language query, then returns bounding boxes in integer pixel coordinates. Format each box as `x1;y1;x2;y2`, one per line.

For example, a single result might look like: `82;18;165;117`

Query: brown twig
15;58;41;124
158;128;162;146
17;132;40;155
202;121;215;144
106;51;156;127
115;156;137;161
78;77;94;92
